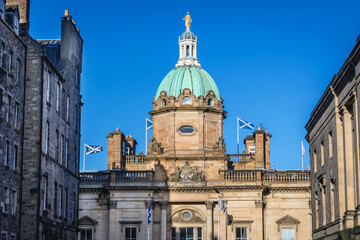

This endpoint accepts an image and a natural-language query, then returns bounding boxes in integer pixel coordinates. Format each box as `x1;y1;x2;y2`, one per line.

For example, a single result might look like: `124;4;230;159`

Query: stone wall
0;14;26;240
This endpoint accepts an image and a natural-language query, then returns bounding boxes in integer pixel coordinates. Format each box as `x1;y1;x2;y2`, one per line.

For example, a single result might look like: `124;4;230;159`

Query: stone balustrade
80;170;154;183
124;155;147;164
220;170;310;182
227;154;254;162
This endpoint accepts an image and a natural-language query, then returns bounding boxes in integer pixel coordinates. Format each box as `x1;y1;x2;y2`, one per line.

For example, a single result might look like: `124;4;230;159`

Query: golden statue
183;12;192;28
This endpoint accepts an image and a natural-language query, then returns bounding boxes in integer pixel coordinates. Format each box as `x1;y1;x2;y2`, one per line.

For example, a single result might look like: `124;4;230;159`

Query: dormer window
182;97;192;105
161;99;166;107
0;0;4;19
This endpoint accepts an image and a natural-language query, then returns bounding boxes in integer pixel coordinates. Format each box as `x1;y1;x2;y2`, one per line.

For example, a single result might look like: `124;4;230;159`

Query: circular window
182;97;192;105
182;212;191;220
179;126;194;134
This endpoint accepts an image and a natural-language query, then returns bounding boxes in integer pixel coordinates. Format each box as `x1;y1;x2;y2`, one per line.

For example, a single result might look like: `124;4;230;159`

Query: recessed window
208;98;214;106
182;97;192;105
182;211;191;220
161;99;166;107
179;126;194;134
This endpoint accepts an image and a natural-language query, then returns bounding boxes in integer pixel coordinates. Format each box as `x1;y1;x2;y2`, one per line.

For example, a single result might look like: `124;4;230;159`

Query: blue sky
29;0;360;170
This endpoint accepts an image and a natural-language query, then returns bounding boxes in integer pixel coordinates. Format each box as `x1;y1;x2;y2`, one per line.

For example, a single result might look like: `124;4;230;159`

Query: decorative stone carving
169;162;205;182
255;200;263;208
213;137;226;152
205;201;214;210
160;202;168;210
148;138;163;154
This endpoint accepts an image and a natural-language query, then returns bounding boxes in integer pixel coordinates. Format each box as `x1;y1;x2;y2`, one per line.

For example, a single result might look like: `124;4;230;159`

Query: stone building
0;2;25;239
305;34;360;238
79;16;311;240
19;10;83;240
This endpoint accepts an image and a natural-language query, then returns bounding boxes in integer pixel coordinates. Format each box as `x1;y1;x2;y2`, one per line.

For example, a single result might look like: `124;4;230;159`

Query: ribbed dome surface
180;30;196;40
155;65;220;100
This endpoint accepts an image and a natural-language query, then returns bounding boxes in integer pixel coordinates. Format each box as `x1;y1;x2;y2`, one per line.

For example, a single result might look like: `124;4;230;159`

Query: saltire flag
147;201;152;224
85;144;103;155
146;118;153;130
218;196;227;214
237;117;254;130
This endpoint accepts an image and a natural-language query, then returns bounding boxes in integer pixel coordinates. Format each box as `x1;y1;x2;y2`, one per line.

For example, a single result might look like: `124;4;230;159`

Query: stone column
205;201;214;240
108;200;117;239
160;202;168;240
342;106;356;229
194;44;197;58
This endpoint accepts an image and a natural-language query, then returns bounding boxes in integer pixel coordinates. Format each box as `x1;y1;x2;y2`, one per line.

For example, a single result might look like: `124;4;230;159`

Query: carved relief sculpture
169;162;205;182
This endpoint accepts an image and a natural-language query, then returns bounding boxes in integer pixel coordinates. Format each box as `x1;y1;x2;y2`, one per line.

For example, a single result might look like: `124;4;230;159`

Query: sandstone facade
306;35;360;239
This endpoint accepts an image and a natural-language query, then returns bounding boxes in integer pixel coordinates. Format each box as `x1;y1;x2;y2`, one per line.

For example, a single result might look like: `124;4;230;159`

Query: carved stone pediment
148;138;163;154
214;137;226;152
79;216;98;226
171;209;206;223
169;162;205;182
276;215;300;232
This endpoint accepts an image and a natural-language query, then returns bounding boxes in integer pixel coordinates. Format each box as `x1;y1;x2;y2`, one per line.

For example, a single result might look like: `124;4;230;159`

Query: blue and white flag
146;117;153;130
147;201;152;224
85;144;103;155
237;117;254;130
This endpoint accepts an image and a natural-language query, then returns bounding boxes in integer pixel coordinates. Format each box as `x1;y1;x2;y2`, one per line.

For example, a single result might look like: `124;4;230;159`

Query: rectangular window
60;134;64;164
125;227;137;240
171;228;176;240
5;140;10;166
0;88;3;112
328;131;333;159
43;176;48;211
55;130;59;161
62;89;66;118
45;121;50;154
11;190;16;215
235;227;247;240
6;95;11;122
75;104;78;132
0;42;4;68
197;227;202;240
9;50;13;73
13;145;18;170
66;95;70;122
73;192;76;222
79;228;92;240
4;187;9;213
281;228;294;240
13;15;19;35
74;146;77;174
180;228;193;240
15;59;20;83
59;185;62;217
64;188;68;219
46;72;51;103
56;83;60;112
14;102;19;128
54;182;58;216
65;139;69;168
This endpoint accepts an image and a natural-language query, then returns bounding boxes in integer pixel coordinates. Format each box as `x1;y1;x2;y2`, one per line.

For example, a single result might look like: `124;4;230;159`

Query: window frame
182;96;192;105
124;226;137;240
78;227;93;240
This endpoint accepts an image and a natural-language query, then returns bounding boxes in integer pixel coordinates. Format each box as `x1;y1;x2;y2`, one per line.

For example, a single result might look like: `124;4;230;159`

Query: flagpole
145;118;148;154
218;206;220;240
237;117;239;154
83;143;85;171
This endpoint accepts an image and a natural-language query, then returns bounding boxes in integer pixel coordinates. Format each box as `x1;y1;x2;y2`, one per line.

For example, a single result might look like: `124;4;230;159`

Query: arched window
161;99;166;107
182;97;192;105
207;98;214;106
186;45;190;56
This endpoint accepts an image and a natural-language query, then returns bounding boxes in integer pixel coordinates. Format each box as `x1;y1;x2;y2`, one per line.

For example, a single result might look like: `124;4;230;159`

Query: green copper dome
180;30;196;40
155;65;220;100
